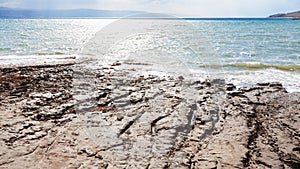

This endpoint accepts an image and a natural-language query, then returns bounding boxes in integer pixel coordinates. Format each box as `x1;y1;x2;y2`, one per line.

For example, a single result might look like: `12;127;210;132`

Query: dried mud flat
0;61;299;169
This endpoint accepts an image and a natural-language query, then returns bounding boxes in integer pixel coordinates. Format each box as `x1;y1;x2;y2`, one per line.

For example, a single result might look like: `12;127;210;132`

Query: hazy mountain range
1;7;300;19
0;7;143;18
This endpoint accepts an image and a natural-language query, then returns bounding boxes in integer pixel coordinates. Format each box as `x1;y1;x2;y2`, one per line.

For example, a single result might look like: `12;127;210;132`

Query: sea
0;18;300;92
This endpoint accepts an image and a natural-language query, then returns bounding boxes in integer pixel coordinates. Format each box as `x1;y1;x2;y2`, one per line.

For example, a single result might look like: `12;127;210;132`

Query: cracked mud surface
0;61;299;168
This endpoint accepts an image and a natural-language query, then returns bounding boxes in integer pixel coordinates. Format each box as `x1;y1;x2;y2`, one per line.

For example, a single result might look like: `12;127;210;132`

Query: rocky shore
269;10;300;20
0;60;299;169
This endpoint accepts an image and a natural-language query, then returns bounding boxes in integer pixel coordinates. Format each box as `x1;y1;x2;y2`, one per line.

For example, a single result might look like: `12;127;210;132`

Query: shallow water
0;18;299;91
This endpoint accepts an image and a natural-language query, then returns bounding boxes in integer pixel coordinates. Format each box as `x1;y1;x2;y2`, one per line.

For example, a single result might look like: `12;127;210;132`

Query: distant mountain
0;7;144;18
269;10;300;19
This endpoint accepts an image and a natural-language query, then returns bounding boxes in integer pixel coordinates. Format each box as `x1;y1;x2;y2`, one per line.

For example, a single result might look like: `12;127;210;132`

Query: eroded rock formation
0;62;299;168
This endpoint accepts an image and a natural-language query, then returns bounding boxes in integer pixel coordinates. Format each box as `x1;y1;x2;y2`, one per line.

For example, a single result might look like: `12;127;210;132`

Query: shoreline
0;55;77;68
0;60;299;168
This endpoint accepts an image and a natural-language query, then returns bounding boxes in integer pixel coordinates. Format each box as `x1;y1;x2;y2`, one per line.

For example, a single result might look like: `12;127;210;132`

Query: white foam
0;55;77;68
224;69;300;93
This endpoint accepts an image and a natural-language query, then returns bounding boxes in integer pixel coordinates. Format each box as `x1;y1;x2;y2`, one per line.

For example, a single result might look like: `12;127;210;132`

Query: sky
0;0;299;17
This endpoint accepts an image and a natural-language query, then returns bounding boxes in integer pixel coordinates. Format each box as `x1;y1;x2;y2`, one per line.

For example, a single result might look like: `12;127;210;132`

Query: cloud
0;0;300;17
0;0;21;8
142;0;300;17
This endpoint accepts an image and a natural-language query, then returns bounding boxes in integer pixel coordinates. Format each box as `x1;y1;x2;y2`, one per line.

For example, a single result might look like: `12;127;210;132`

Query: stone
0;61;299;169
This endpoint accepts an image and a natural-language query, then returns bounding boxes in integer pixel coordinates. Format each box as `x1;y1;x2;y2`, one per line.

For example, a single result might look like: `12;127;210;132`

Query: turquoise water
0;18;300;91
194;19;300;66
1;19;299;65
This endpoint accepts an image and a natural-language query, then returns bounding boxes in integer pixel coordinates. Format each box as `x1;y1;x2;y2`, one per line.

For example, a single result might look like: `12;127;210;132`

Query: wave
199;62;300;72
0;47;11;51
0;54;76;68
37;52;66;55
226;62;300;71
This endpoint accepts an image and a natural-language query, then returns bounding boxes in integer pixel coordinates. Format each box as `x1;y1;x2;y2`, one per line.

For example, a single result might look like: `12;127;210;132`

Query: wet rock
111;61;121;66
78;148;97;157
97;97;112;107
226;83;236;91
29;92;63;100
27;131;48;140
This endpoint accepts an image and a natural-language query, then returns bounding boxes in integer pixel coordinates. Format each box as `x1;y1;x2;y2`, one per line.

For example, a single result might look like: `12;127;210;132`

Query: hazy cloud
0;0;299;17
